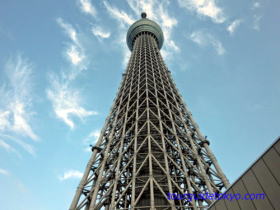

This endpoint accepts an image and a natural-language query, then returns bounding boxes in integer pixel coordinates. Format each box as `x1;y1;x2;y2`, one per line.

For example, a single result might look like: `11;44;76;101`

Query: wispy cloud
0;111;10;131
0;134;36;156
0;55;38;156
46;74;98;129
83;129;100;151
86;130;100;144
251;1;262;31
178;0;225;23
0;56;38;141
66;45;85;66
79;0;96;17
189;30;225;55
0;168;9;176
126;0;156;20
104;2;135;26
253;15;262;31
0;139;20;156
91;26;111;39
0;133;36;156
48;18;98;128
57;18;78;42
57;18;86;69
227;19;242;35
103;2;136;66
156;2;180;59
252;2;261;9
0;139;13;151
59;170;83;181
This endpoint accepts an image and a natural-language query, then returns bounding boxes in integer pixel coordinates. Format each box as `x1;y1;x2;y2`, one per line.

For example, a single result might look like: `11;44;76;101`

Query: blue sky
0;0;279;209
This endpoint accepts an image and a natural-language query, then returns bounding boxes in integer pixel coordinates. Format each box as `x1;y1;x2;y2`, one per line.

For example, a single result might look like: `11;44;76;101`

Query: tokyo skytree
69;12;229;210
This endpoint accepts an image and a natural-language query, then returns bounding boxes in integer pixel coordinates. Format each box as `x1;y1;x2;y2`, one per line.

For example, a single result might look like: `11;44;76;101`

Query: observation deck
126;12;164;51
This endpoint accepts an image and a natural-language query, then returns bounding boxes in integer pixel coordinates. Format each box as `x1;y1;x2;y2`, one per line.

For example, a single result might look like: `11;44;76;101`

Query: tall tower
70;13;229;210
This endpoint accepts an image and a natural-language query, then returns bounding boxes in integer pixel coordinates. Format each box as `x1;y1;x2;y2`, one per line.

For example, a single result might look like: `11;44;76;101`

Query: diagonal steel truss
69;32;230;210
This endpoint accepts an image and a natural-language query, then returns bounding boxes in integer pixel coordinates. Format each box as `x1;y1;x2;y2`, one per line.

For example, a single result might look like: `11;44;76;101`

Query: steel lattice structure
69;13;230;210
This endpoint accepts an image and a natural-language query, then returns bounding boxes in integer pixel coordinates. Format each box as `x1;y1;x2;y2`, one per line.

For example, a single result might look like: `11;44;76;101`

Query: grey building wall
208;137;280;210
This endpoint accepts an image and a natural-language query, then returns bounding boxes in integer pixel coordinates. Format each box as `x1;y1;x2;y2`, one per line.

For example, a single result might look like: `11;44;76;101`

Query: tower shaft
70;17;229;210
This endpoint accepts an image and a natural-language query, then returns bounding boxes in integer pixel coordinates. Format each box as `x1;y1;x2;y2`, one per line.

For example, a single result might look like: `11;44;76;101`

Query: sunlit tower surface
69;13;230;210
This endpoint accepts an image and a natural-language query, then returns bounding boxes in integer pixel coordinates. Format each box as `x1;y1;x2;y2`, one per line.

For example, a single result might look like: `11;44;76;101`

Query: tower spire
69;13;229;210
141;12;147;18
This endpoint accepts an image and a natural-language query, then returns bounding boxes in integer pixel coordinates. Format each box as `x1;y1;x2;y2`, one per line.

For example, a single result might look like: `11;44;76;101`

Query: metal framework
69;13;229;210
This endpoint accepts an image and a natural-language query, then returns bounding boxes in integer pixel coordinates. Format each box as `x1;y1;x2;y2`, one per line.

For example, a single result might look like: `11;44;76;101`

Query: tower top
126;12;164;51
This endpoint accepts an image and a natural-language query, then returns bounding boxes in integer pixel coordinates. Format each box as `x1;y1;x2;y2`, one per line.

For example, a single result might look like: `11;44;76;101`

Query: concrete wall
208;137;280;210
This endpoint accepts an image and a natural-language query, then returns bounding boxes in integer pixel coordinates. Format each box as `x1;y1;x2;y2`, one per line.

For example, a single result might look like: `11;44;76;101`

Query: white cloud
126;0;156;20
252;2;261;9
0;139;16;153
213;40;225;55
0;136;23;158
251;1;262;31
91;26;111;39
157;3;180;60
227;19;242;35
0;133;36;156
4;56;38;141
0;168;9;176
0;139;11;150
50;18;98;128
57;18;78;43
178;0;225;23
190;32;205;45
59;170;83;181
0;100;38;141
103;2;136;66
57;18;86;68
66;45;85;65
89;130;100;140
189;30;225;55
0;133;35;156
83;129;100;151
158;6;178;29
253;15;262;31
47;74;98;129
250;1;262;31
104;2;135;26
79;0;96;16
12;101;38;140
0;111;10;130
0;55;38;156
117;35;131;67
159;3;179;58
